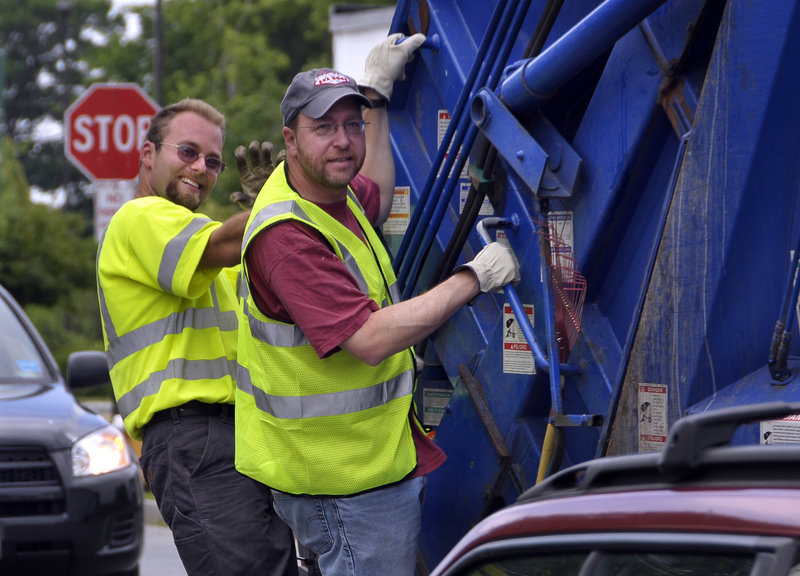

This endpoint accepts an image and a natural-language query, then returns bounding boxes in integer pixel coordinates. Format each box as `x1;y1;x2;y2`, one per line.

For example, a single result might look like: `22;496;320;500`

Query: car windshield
0;295;50;383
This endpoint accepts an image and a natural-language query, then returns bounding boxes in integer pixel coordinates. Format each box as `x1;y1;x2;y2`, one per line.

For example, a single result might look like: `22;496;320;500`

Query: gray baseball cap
281;69;373;127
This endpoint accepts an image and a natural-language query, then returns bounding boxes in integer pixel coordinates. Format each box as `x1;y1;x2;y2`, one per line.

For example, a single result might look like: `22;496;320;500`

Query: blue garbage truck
379;0;800;570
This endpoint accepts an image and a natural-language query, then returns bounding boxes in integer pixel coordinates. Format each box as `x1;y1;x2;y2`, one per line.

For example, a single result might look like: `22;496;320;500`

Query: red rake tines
539;214;587;362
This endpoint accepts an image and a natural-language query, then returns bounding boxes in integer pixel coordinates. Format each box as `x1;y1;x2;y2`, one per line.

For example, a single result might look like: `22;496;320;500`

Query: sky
110;0;154;40
110;0;154;15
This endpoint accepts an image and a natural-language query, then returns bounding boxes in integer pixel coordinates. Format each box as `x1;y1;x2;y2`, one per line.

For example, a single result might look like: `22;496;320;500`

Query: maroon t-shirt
246;172;445;477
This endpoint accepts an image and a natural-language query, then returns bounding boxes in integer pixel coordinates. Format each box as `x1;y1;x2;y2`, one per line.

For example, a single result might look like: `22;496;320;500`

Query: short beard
164;180;201;211
297;147;362;190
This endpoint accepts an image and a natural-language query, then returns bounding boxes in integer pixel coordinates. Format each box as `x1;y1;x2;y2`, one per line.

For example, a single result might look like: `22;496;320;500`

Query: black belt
147;401;234;427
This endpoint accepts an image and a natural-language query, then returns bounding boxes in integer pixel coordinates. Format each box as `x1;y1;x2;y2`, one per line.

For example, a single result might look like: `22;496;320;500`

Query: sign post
64;83;160;239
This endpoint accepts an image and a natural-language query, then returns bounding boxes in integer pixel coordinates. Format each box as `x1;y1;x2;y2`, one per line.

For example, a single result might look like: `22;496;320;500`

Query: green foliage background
0;0;395;374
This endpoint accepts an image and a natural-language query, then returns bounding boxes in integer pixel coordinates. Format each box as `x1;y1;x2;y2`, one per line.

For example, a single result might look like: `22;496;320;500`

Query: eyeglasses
299;120;368;137
160;142;226;175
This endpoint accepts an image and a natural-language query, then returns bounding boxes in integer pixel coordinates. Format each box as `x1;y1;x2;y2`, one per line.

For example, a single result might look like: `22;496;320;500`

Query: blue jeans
271;476;426;576
140;410;297;576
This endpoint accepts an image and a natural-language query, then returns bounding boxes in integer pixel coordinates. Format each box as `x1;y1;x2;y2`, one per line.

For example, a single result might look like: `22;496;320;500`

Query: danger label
458;180;493;216
638;383;667;453
502;303;535;374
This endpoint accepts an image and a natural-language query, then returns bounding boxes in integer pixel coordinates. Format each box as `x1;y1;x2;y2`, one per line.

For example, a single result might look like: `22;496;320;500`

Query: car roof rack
519;401;800;503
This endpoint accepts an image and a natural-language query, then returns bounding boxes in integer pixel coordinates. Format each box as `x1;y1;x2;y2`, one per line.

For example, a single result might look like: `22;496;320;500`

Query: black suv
0;283;143;575
431;402;800;576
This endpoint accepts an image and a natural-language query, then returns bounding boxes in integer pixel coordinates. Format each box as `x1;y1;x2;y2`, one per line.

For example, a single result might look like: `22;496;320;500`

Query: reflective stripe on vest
158;217;212;291
117;357;238;417
240;269;397;348
237;364;413;419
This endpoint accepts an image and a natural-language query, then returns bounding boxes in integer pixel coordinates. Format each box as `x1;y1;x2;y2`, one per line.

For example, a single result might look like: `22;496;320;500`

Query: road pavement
141;499;187;575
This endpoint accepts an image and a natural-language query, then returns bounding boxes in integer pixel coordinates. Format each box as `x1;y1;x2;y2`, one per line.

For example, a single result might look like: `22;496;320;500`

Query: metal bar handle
476;216;578;379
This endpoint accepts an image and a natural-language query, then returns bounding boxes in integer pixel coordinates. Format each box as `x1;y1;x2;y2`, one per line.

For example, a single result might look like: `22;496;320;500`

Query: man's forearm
341;270;480;366
361;89;395;226
199;210;250;269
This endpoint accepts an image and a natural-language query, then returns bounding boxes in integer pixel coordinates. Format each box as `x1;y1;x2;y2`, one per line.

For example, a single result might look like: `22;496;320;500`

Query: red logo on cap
314;71;351;87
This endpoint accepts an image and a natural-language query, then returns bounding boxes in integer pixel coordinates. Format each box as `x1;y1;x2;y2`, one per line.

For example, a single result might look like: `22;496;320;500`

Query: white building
329;4;395;79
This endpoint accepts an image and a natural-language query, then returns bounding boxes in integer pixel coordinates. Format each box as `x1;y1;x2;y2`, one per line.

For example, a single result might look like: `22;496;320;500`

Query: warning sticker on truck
547;211;575;252
503;303;535;374
761;415;800;444
384;186;410;236
638;383;668;453
437;110;469;180
422;388;453;428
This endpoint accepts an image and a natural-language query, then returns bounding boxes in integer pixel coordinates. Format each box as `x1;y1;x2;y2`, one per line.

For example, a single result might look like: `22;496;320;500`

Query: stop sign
65;83;160;181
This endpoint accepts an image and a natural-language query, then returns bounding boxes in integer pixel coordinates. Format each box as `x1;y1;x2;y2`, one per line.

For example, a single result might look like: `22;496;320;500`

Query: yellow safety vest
236;165;417;495
97;196;238;440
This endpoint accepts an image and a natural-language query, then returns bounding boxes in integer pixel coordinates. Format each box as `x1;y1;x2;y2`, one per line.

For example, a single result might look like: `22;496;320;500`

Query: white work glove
358;32;426;102
457;242;521;293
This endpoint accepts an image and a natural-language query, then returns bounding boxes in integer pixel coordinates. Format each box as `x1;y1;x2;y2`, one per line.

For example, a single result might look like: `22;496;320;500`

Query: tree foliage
3;0;395;205
1;135;100;372
126;0;393;204
1;0;127;207
1;0;395;372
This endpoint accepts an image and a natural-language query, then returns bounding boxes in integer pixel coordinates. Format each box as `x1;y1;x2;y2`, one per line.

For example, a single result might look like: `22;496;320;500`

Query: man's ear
140;141;156;168
283;126;297;156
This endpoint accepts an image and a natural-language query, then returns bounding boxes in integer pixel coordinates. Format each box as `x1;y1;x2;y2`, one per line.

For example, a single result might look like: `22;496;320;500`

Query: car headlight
72;425;132;477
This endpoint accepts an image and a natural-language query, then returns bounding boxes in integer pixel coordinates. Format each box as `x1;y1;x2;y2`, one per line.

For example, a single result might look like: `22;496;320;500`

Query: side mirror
66;350;111;390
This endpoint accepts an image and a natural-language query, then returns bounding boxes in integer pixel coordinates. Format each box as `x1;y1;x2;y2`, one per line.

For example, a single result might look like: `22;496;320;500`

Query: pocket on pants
271;490;334;557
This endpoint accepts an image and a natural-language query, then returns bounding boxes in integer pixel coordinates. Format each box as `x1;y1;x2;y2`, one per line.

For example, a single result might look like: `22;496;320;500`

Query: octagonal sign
65;83;160;181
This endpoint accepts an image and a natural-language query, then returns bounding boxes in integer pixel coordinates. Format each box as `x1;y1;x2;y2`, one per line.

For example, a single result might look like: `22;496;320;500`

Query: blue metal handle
396;34;441;51
476;216;578;377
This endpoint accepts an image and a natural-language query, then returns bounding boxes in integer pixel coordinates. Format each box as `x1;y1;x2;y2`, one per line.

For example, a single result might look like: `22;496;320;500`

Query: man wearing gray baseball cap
235;35;519;576
280;69;373;126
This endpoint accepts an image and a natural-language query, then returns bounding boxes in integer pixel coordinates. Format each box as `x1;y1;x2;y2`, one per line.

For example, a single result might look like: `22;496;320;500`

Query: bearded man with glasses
96;98;297;576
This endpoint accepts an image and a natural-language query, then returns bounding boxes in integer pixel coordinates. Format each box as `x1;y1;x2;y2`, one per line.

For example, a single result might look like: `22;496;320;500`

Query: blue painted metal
392;0;510;280
499;0;670;113
383;0;800;569
395;0;531;299
470;90;548;194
